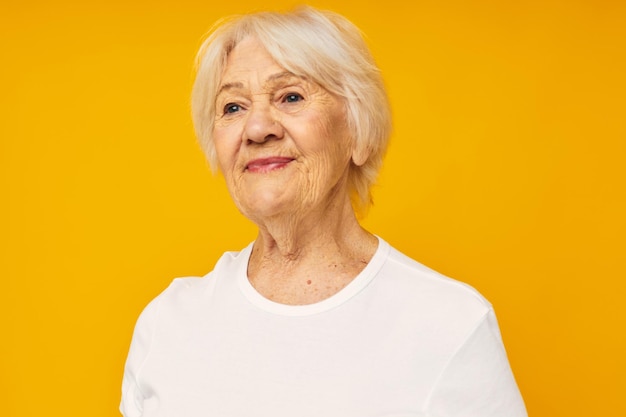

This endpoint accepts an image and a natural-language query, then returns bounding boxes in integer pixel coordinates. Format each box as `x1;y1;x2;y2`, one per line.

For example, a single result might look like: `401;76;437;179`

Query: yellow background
2;0;625;415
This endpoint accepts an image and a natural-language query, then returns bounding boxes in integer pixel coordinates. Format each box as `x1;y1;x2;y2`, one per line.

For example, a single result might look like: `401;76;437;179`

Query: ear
351;142;371;167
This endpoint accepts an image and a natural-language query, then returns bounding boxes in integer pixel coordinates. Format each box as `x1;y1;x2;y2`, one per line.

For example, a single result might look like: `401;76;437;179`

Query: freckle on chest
306;280;312;285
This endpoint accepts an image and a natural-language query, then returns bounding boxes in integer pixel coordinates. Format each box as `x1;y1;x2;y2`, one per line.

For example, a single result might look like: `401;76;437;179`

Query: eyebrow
216;71;303;97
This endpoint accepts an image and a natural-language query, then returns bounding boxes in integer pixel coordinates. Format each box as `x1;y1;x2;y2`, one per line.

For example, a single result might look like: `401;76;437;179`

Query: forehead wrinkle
216;81;244;97
265;71;301;84
217;71;306;97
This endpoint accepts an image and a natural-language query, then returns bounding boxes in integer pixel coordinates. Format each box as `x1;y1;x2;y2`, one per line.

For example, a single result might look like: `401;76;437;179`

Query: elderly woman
120;6;527;417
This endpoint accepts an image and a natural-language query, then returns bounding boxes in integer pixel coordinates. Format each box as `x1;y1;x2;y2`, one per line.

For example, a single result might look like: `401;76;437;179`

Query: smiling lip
245;157;294;173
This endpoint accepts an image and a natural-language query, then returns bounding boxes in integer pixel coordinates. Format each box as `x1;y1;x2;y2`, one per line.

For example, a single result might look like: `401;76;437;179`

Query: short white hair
191;5;392;209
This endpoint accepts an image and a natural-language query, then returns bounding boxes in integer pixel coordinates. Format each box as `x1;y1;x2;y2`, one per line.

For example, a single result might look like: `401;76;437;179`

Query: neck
252;192;363;259
247;193;378;305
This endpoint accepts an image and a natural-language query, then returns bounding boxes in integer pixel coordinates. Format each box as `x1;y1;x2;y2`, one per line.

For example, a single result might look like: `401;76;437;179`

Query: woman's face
213;36;354;222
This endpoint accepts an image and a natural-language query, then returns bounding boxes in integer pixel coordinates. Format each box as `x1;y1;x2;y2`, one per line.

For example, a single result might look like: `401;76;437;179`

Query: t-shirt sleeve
424;308;527;417
119;298;160;417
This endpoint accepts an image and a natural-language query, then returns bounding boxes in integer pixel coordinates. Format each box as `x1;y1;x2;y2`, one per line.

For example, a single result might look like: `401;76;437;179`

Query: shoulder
121;246;246;417
373;239;493;334
135;243;252;322
387;244;489;305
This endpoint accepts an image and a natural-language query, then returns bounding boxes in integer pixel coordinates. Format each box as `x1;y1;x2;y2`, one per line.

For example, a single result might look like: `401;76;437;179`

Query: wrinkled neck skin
246;178;378;305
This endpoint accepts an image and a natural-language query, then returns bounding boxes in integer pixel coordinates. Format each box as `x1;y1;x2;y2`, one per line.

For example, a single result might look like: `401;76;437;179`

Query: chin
239;189;301;220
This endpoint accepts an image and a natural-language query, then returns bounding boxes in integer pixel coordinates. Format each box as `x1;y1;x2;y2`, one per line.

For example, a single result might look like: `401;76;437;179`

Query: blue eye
284;93;303;103
224;103;241;114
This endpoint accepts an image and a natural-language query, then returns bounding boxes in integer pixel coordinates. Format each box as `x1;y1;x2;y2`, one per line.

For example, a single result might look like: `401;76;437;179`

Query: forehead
221;37;284;83
216;36;336;102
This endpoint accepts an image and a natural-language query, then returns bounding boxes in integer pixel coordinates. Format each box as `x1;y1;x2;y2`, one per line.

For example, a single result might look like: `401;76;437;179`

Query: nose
243;102;284;144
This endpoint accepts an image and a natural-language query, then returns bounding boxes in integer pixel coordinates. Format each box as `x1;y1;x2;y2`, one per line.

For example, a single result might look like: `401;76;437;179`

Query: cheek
300;115;352;192
212;126;240;171
317;114;352;164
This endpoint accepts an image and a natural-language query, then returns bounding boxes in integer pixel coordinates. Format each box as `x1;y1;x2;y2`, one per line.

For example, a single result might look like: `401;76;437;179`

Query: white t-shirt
120;237;527;417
